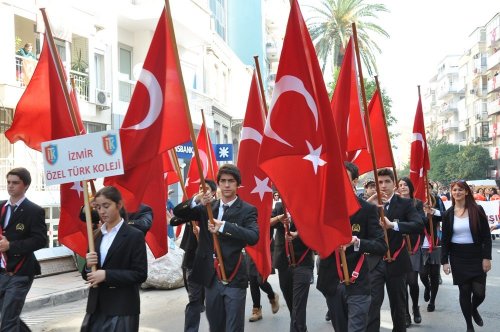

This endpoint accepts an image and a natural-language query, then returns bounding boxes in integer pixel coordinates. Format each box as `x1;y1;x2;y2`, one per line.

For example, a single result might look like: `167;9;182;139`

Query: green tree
307;0;389;75
428;143;459;183
445;146;493;181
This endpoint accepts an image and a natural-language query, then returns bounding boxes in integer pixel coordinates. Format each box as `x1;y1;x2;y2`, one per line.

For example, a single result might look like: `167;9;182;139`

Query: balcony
436;86;459;99
489;96;500;115
443;120;459;131
15;55;37;87
69;70;89;101
439;102;458;115
488;76;500;93
487;49;500;71
266;42;278;60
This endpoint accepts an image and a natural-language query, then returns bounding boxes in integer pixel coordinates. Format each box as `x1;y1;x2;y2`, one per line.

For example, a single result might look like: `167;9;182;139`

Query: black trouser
367;260;407;332
205;278;246;332
183;268;205;332
278;265;312;332
249;275;275;308
0;274;33;332
325;284;371;332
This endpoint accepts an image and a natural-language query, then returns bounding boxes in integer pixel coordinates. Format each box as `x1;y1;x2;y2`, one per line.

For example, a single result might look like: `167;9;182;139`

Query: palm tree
306;0;389;76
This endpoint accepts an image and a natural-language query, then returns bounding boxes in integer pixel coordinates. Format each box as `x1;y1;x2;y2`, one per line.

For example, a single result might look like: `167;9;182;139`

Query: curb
24;286;89;312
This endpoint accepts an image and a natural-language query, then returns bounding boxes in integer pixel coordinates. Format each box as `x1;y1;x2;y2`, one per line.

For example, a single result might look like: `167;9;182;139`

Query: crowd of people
0;165;494;332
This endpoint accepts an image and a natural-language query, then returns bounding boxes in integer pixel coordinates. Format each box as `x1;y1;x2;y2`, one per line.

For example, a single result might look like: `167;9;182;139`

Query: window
222;125;228;144
94;52;105;90
214;121;221;144
481;122;489;138
84;121;107;133
210;0;226;40
0;108;14;190
119;45;133;102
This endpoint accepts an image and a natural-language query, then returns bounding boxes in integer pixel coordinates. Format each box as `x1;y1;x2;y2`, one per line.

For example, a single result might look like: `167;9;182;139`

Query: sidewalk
24;271;89;312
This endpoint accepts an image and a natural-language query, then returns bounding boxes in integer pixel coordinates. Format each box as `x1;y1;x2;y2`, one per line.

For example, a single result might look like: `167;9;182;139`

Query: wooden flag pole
253;56;268;120
40;9;96;271
374;77;412;253
352;23;391;261
164;0;227;282
201;109;217;180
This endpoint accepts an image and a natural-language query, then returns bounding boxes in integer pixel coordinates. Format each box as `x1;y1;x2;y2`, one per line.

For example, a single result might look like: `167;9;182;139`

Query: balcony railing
487;49;500;71
489;97;500;115
69;70;89;101
15;55;37;87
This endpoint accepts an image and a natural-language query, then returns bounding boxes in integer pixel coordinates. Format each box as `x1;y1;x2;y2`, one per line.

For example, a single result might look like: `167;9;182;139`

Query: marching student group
0;163;492;332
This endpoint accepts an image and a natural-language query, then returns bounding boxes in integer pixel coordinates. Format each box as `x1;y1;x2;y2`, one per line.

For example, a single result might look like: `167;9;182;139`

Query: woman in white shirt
441;180;492;332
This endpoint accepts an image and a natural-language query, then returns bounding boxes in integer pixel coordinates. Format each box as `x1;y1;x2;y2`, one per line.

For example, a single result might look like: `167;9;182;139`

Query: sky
300;0;500;166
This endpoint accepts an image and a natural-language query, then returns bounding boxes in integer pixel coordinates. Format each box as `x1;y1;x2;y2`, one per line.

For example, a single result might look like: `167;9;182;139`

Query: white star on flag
70;181;84;198
250;175;273;201
303;140;327;174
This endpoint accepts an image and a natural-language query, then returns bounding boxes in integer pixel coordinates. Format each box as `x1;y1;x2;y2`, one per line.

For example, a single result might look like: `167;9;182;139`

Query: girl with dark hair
81;186;148;332
397;177;425;328
441;180;492;332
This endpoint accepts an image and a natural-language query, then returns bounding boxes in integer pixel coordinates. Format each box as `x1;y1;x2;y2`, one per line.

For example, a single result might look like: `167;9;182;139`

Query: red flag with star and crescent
257;0;359;258
238;71;273;280
330;36;367;161
105;5;190;257
352;89;394;174
4;35;89;256
184;123;219;198
410;93;430;202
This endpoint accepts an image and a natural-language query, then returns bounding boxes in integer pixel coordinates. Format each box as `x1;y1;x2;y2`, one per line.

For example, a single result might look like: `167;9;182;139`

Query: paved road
24;241;500;331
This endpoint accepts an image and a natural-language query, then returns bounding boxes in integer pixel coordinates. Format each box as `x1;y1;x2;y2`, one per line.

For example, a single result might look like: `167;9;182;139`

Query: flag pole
164;0;227;282
418;84;435;251
374;76;412;253
40;8;96;270
252;55;298;267
352;23;391;261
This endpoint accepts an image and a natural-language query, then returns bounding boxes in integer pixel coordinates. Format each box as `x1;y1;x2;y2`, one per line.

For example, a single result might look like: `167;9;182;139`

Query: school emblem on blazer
352;224;360;232
44;144;58;165
16;223;25;231
102;134;118;155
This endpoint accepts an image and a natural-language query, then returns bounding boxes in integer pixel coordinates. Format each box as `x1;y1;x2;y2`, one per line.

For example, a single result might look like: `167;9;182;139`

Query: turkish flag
238;71;273;280
59;182;88;257
410;94;430;202
5;37;85;150
118;7;190;170
184;123;219;198
105;6;190;257
257;0;359;258
330;37;366;161
352;89;394;174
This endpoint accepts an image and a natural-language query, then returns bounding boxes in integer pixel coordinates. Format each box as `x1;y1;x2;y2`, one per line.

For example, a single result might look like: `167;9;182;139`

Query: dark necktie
384;202;389;211
4;204;15;228
222;204;229;215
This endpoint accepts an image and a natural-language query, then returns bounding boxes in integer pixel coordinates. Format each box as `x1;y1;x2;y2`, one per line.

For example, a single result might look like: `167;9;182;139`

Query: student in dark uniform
0;167;47;331
173;164;259;332
81;186;148;332
366;168;424;332
271;201;313;332
169;180;217;332
441;180;492;332
397;177;426;327
421;183;445;313
317;162;387;332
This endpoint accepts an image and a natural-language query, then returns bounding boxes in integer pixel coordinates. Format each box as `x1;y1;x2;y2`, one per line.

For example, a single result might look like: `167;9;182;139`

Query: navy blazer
82;222;147;316
317;198;387;296
0;199;46;276
173;197;259;288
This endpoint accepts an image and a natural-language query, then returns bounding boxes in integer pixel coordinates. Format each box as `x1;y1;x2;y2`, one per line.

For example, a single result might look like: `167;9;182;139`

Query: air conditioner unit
95;89;111;108
470;89;476;94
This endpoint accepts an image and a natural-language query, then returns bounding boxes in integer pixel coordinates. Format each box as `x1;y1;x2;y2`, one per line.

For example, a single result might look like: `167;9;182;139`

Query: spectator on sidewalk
0;167;47;331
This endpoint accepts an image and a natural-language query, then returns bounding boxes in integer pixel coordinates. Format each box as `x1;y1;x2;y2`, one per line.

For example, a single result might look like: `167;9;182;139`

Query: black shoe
413;306;422;324
424;287;430;302
325;311;331;321
405;313;412;328
472;309;483;326
427;303;435;312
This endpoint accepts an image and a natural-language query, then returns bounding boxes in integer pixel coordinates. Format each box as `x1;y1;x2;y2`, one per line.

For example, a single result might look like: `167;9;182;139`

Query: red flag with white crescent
410;94;430;201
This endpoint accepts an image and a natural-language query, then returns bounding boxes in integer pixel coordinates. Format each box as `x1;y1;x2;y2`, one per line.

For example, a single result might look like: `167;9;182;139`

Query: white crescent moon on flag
241;127;262;144
264;75;319;147
411;133;425;150
123;69;162;130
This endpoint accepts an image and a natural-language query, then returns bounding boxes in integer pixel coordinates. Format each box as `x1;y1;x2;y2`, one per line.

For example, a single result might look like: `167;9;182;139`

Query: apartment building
424;12;500;177
0;0;268;261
